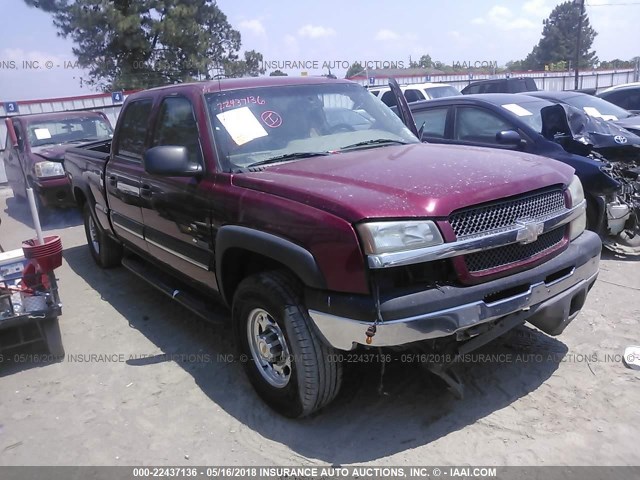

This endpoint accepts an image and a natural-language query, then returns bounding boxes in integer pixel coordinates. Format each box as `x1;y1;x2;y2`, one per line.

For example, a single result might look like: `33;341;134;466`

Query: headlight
356;221;443;255
567;175;586;240
34;161;65;178
567;175;584;207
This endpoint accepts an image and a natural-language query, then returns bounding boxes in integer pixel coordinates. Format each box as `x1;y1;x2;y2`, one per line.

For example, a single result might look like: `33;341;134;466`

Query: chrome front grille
464;227;566;272
449;189;568;275
449;189;566;239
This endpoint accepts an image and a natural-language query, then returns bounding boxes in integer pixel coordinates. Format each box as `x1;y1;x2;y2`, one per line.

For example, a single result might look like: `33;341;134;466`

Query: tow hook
365;324;377;344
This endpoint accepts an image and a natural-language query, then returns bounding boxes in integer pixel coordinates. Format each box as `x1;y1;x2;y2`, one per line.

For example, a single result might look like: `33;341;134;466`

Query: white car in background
368;82;461;107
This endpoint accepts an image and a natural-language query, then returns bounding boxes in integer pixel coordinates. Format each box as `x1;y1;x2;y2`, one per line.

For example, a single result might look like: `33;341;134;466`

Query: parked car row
3;76;595;417
5;76;631;418
368;82;461;107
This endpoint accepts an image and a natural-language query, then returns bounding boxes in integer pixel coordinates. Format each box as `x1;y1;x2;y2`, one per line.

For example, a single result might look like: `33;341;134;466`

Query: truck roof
126;76;356;101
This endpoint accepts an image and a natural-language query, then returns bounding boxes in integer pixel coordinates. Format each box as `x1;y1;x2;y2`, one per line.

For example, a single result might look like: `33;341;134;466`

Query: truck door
388;78;419;138
105;99;152;252
139;95;215;288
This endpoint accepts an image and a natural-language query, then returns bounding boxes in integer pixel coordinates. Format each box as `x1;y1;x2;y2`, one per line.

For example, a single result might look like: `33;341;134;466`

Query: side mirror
496;129;522;146
143;146;202;177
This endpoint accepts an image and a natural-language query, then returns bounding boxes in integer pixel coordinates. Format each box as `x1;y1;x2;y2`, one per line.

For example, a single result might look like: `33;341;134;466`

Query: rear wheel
83;203;122;268
233;271;342;418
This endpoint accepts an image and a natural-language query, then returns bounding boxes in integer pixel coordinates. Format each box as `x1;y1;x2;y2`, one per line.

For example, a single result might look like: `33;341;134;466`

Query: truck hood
232;143;574;222
30;144;68;162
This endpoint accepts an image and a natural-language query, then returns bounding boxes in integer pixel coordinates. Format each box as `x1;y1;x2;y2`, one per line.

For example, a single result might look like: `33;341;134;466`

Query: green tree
345;61;364;78
409;54;433;69
506;59;526;72
24;0;256;90
522;1;597;70
223;50;265;77
598;59;634;69
269;69;288;76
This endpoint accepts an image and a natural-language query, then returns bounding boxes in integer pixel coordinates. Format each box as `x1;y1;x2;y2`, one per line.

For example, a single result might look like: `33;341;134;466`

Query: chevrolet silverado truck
3;111;113;213
64;76;601;417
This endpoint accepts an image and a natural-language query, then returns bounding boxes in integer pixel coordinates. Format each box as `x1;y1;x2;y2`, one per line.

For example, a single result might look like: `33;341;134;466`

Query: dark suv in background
462;77;538;94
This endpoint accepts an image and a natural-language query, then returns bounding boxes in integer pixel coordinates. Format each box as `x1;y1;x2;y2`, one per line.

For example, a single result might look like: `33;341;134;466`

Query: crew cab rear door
105;98;152;252
389;79;419;138
138;94;215;288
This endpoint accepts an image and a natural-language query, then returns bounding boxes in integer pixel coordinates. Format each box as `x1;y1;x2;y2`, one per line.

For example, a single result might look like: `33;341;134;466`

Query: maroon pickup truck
65;76;601;417
3;111;113;212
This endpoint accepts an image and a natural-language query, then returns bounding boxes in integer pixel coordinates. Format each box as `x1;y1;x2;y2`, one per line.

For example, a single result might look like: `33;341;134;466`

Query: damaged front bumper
307;231;601;351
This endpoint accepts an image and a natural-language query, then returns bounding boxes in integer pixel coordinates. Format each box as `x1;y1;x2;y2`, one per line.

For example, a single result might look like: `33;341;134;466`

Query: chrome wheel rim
247;308;292;388
88;215;100;254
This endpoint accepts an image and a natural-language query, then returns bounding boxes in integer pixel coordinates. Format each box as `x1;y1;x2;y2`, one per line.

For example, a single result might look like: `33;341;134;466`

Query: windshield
26;116;113;147
426;86;461;99
500;99;557;132
206;83;418;170
563;94;632;120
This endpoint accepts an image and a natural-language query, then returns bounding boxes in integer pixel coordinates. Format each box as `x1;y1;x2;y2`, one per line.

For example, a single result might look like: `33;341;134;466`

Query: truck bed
64;139;112;229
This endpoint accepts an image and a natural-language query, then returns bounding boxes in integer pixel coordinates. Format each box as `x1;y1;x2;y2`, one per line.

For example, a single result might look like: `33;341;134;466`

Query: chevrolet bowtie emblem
516;219;544;244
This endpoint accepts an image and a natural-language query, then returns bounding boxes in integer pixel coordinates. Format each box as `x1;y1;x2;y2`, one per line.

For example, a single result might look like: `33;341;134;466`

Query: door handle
140;184;152;198
108;175;117;186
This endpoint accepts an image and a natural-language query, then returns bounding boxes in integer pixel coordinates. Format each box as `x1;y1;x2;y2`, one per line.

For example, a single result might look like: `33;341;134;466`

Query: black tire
233;271;342;418
41;317;65;357
83;203;122;268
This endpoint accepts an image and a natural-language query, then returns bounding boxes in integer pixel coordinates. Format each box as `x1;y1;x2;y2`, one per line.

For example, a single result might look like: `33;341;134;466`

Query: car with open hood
527;90;640;136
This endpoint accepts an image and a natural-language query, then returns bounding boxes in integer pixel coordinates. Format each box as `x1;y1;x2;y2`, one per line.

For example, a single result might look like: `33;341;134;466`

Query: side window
464;85;479;94
454;107;513;144
115;100;152;159
369;90;380;97
152;96;203;164
487;82;502;93
403;89;425;103
626;91;640;110
605;90;640;110
413;108;449;139
380;91;397;107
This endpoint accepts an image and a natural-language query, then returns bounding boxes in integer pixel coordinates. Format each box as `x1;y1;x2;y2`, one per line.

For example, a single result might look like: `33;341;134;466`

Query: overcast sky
0;0;638;101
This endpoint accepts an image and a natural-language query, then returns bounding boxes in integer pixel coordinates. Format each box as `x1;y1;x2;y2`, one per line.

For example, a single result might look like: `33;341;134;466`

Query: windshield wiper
246;151;331;168
339;139;410;150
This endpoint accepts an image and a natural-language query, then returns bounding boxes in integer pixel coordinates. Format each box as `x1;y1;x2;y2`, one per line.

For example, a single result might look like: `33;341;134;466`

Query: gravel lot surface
0;185;639;466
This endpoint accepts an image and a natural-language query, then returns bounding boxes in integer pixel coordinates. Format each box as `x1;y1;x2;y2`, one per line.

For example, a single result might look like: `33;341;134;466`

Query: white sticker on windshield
216;107;268;146
33;128;52;140
583;106;603;118
502;104;533;117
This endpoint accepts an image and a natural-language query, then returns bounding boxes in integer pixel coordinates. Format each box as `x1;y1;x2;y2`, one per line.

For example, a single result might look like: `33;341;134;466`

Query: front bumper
307;230;601;351
32;177;74;208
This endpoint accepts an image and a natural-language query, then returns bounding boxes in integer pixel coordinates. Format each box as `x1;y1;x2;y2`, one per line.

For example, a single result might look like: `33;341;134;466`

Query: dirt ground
0;185;639;467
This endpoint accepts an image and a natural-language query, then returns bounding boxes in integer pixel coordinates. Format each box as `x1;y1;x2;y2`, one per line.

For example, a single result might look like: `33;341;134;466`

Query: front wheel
233;271;343;418
83;203;122;268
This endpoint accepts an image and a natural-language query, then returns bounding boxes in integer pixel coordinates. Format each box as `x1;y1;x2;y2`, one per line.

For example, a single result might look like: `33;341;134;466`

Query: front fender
215;225;327;301
546;149;620;195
